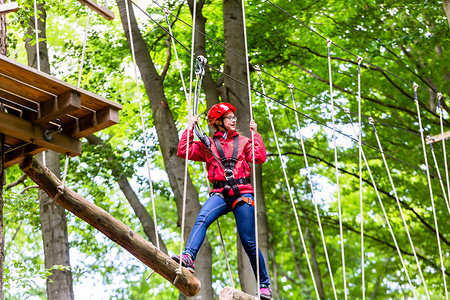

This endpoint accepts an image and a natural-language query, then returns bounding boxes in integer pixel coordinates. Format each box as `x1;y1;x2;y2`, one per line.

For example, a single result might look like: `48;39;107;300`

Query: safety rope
124;0;160;251
77;10;90;88
369;117;430;299
427;137;450;217
437;93;450;209
241;0;260;295
413;83;448;299
326;38;340;300
357;56;364;300
345;111;418;299
177;0;197;279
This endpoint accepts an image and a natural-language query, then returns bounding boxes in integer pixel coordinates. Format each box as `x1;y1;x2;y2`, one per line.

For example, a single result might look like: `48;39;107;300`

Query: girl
173;103;272;299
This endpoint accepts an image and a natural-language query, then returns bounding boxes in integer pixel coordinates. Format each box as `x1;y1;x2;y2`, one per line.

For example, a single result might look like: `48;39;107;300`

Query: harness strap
231;196;254;209
213;135;241;197
212;177;251;189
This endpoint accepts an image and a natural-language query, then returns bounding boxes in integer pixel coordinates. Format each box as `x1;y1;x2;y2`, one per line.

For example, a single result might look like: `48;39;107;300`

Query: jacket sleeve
245;132;267;164
177;129;207;162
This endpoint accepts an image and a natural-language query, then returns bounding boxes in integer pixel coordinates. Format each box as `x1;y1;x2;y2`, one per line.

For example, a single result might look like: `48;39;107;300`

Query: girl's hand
250;120;257;132
188;115;199;130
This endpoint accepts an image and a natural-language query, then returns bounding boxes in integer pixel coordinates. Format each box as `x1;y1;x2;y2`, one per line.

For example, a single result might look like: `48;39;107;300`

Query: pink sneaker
171;253;195;274
259;284;273;300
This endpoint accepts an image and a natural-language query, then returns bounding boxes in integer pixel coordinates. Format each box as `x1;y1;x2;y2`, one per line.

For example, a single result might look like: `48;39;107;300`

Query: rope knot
412;82;418;91
163;8;170;16
357;56;363;64
195;55;207;76
343;108;350;114
288;83;294;90
254;64;261;72
368;117;374;125
326;38;332;47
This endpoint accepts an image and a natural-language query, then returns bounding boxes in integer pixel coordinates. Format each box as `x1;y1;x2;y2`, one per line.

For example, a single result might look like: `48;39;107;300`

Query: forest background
2;0;450;299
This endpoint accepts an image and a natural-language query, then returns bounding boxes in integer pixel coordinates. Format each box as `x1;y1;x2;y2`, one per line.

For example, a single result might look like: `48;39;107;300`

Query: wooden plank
220;287;258;300
34;91;81;126
427;130;450;144
0;111;81;156
0;55;122;111
77;0;115;20
19;157;202;297
0;2;18;14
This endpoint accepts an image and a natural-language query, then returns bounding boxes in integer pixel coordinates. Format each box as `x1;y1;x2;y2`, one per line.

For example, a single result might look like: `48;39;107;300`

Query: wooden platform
0;54;122;168
0;2;18;15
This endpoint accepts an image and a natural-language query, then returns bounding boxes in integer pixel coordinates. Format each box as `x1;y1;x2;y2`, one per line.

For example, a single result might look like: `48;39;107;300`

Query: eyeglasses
223;116;237;122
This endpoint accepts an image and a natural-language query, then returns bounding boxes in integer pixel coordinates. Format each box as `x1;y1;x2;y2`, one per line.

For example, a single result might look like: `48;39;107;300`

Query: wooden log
19;156;201;297
77;0;115;20
427;130;450;144
0;2;18;14
220;287;257;300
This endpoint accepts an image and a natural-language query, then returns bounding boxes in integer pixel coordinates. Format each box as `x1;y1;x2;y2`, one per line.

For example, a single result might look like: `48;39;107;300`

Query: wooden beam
77;0;115;20
427;130;450;144
0;111;81;156
220;287;257;300
34;91;81;126
64;107;119;139
0;2;18;15
19;156;202;297
4;143;42;168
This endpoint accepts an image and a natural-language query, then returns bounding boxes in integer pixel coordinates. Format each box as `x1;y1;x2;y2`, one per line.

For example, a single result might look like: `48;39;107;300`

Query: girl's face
216;110;237;132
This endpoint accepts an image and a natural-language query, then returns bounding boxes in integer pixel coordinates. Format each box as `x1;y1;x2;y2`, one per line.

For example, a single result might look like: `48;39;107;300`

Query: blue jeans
185;193;270;286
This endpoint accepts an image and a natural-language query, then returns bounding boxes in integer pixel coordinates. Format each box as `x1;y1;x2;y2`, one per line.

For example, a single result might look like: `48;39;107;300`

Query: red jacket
178;129;267;196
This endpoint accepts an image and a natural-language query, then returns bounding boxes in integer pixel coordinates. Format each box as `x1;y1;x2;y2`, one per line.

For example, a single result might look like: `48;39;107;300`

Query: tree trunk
115;0;214;298
305;226;325;300
85;134;168;254
24;4;74;299
444;0;450;29
223;0;271;294
0;0;6;56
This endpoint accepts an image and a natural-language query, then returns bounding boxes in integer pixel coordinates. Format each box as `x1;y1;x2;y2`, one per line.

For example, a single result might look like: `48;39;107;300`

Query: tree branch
5;173;27;191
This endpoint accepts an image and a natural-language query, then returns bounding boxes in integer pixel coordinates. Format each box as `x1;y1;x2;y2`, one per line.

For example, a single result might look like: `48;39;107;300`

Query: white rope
357;55;364;300
287;83;323;299
346;113;418;299
427;138;450;217
437;93;450;212
163;8;189;102
178;0;197;273
78;10;90;88
369;117;430;299
325;39;340;300
413;83;448;299
124;0;160;250
241;0;260;295
33;0;40;72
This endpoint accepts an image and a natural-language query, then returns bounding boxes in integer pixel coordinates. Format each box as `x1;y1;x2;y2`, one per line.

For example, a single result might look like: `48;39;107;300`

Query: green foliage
3;0;450;298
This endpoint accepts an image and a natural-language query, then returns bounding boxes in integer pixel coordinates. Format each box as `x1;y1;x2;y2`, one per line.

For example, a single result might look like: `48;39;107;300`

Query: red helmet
207;103;236;123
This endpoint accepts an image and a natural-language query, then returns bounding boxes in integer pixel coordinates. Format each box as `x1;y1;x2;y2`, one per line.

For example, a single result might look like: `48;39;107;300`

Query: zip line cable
264;0;449;102
413;82;448;300
124;0;160;251
345;111;418;300
143;0;429;136
369;117;430;299
131;1;445;182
